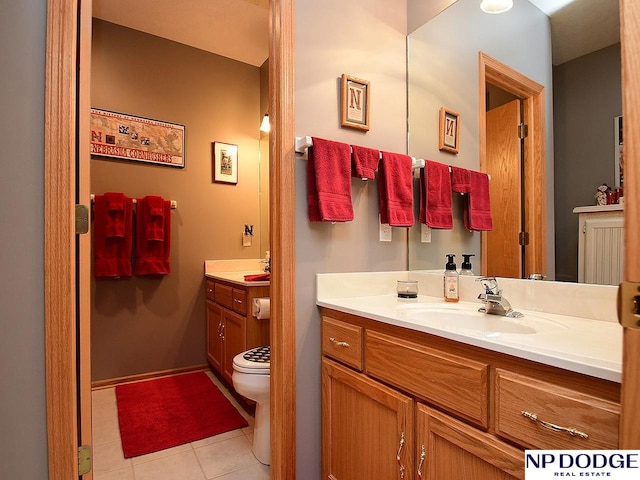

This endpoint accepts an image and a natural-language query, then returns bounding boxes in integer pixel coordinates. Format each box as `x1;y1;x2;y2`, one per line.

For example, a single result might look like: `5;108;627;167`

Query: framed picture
90;108;185;168
212;142;238;184
614;115;623;188
439;107;460;154
341;74;370;131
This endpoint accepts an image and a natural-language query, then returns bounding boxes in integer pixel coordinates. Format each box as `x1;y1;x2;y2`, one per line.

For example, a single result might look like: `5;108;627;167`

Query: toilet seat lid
233;346;270;373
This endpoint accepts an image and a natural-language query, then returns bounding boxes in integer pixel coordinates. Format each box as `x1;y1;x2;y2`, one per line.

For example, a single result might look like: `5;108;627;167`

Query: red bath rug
115;371;248;458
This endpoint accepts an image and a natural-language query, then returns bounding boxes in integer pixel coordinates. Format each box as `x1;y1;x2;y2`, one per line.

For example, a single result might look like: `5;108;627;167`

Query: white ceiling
92;0;270;67
93;0;619;68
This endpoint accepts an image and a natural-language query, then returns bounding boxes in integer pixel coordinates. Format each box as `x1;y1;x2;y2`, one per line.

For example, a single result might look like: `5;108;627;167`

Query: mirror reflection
407;0;621;285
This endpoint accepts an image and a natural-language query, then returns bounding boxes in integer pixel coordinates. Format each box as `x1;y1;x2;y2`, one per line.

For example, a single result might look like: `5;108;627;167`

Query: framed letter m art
341;74;370;131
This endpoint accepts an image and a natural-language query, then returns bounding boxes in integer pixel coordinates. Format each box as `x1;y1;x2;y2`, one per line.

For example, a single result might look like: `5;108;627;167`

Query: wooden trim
91;365;209;390
44;1;78;479
270;0;296;477
478;52;546;278
620;0;640;449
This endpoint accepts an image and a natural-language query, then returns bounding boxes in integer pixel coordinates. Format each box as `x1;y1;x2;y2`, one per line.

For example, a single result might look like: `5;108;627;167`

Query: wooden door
322;358;414;480
206;300;223;373
620;0;640;448
486;99;522;278
416;403;523;480
223;310;247;384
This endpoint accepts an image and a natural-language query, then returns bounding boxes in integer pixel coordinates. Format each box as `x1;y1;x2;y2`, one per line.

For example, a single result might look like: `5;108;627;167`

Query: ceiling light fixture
260;113;270;133
480;0;513;14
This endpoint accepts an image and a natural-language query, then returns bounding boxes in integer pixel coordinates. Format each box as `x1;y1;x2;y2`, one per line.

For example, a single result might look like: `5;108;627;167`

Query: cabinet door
322;358;414;480
222;309;247;384
416;403;523;480
206;300;223;373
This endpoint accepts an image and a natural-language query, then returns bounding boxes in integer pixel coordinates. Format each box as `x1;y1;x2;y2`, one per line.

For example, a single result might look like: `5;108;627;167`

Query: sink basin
396;303;566;337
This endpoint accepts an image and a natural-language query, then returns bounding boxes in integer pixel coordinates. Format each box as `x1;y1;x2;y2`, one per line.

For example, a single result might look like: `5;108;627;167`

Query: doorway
478;52;547;278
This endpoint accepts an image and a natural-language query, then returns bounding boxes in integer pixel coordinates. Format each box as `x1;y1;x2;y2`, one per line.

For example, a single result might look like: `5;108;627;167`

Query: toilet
232;345;270;465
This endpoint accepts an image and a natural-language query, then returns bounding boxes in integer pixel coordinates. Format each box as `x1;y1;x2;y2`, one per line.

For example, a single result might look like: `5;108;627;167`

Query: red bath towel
134;196;171;276
351;144;380;180
450;165;471;194
378;152;414;227
93;192;133;278
307;137;354;222
464;171;493;231
419;160;453;229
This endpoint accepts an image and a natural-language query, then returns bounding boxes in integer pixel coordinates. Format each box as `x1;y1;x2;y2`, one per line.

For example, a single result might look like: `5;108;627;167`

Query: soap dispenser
444;254;459;302
460;254;475;276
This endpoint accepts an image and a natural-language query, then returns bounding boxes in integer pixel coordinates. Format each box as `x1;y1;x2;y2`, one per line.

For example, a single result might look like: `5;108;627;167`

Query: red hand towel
94;193;133;278
307;137;354;222
104;192;126;237
419;160;453;229
464;171;493;231
450;166;471;194
244;273;270;282
144;195;165;241
378;152;414;227
134;196;171;276
351;144;380;180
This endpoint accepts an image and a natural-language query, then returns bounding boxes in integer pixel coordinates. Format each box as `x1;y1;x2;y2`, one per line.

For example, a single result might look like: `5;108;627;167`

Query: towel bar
90;194;177;209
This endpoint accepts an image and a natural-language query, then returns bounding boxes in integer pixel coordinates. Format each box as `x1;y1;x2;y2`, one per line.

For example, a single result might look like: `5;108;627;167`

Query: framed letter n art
439;107;460;154
341;74;370;131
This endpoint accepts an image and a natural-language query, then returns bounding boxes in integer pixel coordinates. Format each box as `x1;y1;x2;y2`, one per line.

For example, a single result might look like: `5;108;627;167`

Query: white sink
395;303;567;337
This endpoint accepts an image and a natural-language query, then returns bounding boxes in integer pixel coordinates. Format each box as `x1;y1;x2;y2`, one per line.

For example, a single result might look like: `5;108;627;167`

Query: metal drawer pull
329;337;350;348
521;411;589;439
417;444;425;480
397;432;406;479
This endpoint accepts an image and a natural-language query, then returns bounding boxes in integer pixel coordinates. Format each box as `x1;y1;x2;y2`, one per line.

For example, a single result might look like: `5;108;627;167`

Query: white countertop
573;204;624;213
205;271;270;287
317;290;622;383
204;259;270;287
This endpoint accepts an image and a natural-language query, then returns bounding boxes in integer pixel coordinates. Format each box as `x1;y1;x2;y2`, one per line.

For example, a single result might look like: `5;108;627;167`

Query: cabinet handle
217;322;223;337
417;444;425;480
329;337;350;348
396;432;405;479
521;411;589;439
220;323;225;341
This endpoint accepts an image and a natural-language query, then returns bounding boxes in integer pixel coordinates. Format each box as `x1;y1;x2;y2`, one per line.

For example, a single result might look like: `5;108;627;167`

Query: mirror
407;0;621;285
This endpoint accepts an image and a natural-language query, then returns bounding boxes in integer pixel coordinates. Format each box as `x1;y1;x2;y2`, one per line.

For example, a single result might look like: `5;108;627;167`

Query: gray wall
295;0;408;477
553;43;622;282
407;0;555;277
0;1;49;479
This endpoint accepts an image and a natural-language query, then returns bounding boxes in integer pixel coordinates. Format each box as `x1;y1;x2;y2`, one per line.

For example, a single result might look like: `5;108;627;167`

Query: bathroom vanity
204;261;270;384
318;272;621;480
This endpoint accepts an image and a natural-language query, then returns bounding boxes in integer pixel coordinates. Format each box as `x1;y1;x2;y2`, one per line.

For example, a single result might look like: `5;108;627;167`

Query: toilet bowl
232;346;270;465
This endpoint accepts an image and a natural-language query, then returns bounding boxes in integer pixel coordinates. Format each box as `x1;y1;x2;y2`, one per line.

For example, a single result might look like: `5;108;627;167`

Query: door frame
43;0;297;478
478;52;547;278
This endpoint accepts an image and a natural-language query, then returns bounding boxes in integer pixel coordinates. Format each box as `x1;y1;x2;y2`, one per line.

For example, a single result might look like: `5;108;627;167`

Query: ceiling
527;0;620;65
93;0;619;68
92;0;270;67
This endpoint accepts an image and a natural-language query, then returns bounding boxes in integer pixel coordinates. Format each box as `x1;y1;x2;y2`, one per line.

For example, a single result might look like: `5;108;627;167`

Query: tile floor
92;370;270;480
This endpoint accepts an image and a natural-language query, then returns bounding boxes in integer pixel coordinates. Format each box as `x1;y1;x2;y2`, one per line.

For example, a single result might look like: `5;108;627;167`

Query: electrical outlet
421;224;432;243
379;216;392;242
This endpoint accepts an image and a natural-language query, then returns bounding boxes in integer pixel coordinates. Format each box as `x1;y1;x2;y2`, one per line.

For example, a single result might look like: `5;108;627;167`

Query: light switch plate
421;224;432;243
243;233;252;247
379;216;392;242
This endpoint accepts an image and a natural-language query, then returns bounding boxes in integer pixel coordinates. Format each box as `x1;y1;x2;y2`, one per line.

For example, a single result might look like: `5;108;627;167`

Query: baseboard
91;364;209;390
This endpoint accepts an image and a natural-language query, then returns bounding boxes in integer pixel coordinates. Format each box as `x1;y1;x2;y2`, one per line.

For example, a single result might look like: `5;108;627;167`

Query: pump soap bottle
460;254;475;276
444;254;459;302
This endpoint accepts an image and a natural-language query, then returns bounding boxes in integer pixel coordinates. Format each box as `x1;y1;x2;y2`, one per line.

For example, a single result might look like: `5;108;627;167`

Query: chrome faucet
260;251;271;273
476;277;523;318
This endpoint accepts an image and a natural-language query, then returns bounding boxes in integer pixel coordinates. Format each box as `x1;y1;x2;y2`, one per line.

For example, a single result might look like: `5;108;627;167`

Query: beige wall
294;0;408;477
90;20;263;381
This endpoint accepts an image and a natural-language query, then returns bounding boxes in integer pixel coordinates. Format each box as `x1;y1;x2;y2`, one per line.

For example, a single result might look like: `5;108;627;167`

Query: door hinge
75;204;89;234
518;231;530;246
617;282;640;329
78;445;92;476
518;123;529;139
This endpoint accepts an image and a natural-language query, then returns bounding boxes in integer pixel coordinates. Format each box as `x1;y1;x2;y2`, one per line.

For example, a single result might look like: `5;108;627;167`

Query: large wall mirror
407;0;621;285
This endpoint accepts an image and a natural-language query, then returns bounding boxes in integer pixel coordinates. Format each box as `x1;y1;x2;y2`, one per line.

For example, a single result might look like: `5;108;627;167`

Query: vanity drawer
365;330;489;428
494;369;619;450
214;282;233;309
206;279;216;301
232;289;247;315
322;317;363;371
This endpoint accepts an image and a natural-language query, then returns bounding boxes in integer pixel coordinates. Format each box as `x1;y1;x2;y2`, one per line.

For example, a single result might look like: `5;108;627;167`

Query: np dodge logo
525;451;640;479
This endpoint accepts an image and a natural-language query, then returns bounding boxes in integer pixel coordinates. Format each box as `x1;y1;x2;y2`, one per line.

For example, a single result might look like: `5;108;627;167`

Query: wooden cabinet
320;309;620;480
206;277;269;384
